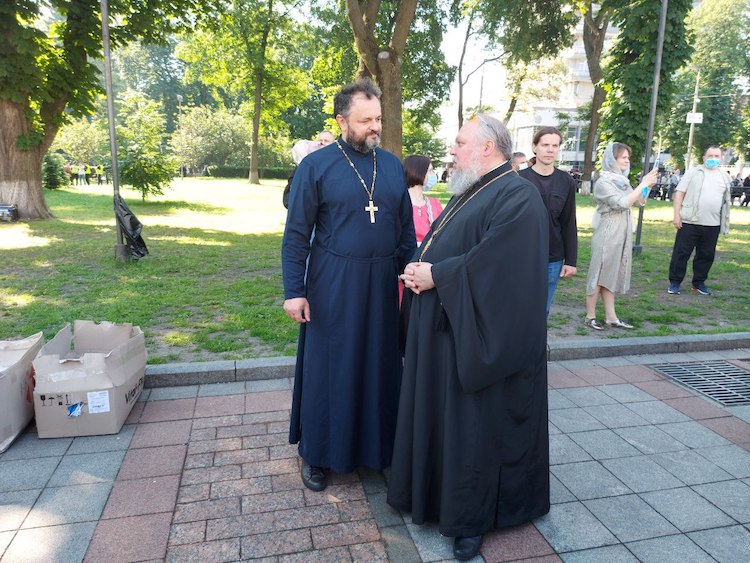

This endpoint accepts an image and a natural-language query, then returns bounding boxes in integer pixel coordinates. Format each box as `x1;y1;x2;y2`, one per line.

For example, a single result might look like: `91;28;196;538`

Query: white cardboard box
33;321;147;438
0;332;44;453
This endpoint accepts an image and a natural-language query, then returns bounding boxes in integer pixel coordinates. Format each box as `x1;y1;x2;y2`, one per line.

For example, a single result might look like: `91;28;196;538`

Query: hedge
207;166;293;179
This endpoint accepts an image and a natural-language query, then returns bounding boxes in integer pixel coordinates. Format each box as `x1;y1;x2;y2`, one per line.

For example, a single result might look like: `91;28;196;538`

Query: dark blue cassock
281;138;416;473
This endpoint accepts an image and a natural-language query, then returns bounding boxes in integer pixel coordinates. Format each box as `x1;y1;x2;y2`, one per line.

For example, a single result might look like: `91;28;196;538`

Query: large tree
598;0;693;175
0;0;214;219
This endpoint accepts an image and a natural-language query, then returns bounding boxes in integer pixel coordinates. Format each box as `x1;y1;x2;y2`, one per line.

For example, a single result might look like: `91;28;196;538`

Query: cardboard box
33;321;147;438
0;332;44;453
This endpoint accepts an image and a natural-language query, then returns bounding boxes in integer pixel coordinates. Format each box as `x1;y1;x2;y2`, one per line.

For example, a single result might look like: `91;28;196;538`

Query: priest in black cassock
281;79;415;492
387;114;550;561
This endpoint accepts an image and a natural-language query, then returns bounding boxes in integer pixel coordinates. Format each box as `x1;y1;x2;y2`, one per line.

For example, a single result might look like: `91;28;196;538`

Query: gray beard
349;134;380;153
448;167;481;195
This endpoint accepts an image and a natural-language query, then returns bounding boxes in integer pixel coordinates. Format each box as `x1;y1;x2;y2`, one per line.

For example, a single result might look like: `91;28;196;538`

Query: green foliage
42;152;70;190
117;92;176;199
660;0;750;167
402;112;447;164
171;106;252;169
51;114;109;164
599;0;693;175
206;165;292;179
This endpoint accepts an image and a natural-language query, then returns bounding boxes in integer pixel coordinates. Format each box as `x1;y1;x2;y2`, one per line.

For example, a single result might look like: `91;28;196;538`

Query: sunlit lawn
2;178;749;363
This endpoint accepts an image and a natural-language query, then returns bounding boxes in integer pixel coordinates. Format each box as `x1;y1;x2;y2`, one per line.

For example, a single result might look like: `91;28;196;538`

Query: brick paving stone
215;423;267;439
4;521;96;563
246;391;293;414
188;427;217;442
547;371;589;389
242;458;299;478
48;451;126;486
67;426;136;455
698;416;750;444
172;497;240;523
181;465;242;485
275;504;341;531
633;380;696;400
84;513;172;563
22;483;112;528
168;521;206;546
336;500;373;522
191;414;244;430
311;520;380;549
185;452;214;469
130;420;192;448
279;546;352;562
661;396;733;420
270;444;301;460
268;421;289;434
273;472;306;492
187;437;242;455
117;445;187;480
214;448;269;466
241;489;306;513
328;472;362;485
240;529;312;558
139;398;196;423
304;483;367;506
243;433;290;449
606;365;662;383
572;367;626;386
125;401;144;424
194;395;246;418
210;476;273;499
166;538;240;562
482;522;556;562
205;513;275;540
243;410;290;425
178;484;211;503
348;541;389;562
100;475;179;519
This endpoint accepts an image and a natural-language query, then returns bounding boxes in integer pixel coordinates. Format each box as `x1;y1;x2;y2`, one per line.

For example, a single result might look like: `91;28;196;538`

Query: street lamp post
100;0;129;262
633;0;668;256
685;70;701;169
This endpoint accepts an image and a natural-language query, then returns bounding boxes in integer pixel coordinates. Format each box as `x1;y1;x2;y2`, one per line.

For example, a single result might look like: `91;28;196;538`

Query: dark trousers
668;223;720;286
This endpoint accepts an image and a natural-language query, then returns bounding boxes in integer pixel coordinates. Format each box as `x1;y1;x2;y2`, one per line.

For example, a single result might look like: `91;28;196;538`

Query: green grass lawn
2;179;749;363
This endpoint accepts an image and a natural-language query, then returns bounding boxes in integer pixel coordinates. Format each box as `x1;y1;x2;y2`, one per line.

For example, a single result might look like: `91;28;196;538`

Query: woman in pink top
400;155;443;304
403;155;443;246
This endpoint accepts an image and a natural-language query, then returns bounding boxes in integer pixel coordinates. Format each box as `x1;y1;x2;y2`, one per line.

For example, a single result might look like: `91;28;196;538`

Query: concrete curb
144;332;750;387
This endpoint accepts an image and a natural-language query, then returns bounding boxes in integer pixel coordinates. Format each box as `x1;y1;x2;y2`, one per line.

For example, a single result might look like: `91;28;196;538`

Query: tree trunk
249;0;273;185
503;97;519;125
581;4;611;193
0;99;52;219
362;54;403;157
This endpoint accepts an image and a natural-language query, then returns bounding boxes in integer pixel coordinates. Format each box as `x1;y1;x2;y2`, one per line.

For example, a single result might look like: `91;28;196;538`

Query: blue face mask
425;174;438;190
705;158;720;169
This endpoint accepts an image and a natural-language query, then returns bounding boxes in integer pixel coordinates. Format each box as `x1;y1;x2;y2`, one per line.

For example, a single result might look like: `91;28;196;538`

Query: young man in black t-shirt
519;127;578;317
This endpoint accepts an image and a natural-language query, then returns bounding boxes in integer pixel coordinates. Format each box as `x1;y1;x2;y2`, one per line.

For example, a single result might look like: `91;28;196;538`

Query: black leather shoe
453;535;483;561
301;461;327;492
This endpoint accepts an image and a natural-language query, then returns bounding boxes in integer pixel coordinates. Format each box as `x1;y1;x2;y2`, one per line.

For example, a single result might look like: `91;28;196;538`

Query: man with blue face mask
667;146;731;295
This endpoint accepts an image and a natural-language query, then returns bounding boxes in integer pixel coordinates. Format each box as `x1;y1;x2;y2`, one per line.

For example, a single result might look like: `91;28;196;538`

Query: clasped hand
400;261;435;295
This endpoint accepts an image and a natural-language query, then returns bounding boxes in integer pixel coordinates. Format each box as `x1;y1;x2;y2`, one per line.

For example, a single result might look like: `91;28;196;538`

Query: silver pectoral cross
365;199;378;223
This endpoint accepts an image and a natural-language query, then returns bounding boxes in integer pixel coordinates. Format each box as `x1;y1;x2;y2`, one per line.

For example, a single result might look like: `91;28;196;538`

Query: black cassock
282;138;415;474
387;162;550;537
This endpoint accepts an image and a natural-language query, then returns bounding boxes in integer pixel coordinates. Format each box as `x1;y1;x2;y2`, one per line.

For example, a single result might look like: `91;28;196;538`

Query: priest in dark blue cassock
387;114;550;561
281;79;415;493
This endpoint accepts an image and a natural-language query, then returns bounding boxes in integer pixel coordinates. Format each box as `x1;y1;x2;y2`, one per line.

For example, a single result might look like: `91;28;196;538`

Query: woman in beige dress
584;142;658;330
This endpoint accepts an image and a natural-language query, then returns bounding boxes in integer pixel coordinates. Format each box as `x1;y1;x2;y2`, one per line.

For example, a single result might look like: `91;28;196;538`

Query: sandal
606;319;634;329
584;318;604;331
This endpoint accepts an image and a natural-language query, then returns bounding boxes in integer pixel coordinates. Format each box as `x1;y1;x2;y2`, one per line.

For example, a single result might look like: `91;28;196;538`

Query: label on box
87;391;111;414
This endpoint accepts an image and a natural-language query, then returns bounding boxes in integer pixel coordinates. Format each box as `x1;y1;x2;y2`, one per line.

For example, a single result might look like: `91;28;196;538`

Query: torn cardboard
33;321;146;438
0;332;44;453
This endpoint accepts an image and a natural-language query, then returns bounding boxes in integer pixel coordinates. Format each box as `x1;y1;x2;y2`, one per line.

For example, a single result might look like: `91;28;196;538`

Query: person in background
519;127;578;318
584;142;658;330
403;155;443;246
667;146;731;295
510;151;528;171
283;131;335;209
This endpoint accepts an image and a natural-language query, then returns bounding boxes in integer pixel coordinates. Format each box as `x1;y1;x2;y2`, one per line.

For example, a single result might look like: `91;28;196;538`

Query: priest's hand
283;297;311;323
400;262;435;294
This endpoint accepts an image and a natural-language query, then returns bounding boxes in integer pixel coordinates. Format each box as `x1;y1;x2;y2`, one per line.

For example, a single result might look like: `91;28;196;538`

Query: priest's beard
449;150;482;195
347;129;381;153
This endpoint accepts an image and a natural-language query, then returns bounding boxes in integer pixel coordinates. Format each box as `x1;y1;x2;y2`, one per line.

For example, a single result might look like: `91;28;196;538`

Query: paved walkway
1;350;749;562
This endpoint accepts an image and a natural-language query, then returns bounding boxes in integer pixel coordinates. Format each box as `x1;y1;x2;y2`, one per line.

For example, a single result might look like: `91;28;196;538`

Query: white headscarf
599;142;631;189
